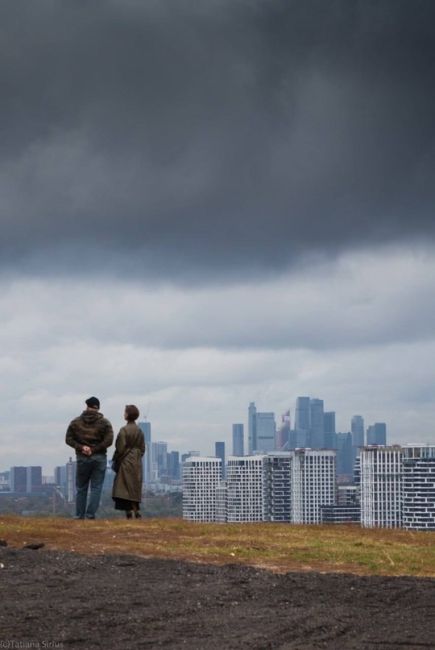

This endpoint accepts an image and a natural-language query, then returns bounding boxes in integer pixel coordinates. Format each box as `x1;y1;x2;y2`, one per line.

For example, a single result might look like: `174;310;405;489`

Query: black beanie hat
86;396;100;409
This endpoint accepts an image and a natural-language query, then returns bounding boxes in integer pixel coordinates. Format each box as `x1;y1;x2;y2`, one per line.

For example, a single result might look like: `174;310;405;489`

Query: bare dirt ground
1;546;434;650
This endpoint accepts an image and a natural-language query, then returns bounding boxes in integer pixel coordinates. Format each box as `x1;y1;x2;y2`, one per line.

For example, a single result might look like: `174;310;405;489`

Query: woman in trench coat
112;404;146;519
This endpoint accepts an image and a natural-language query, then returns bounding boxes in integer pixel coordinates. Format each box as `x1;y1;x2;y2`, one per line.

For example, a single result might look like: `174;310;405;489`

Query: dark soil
0;547;434;649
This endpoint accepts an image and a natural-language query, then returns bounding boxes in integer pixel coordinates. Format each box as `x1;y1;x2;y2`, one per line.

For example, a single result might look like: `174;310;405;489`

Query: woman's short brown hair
125;404;140;422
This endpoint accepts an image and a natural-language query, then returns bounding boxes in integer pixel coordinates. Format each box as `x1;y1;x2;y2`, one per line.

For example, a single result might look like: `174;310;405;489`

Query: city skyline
5;441;435;531
182;444;435;531
1;2;435;471
0;392;412;475
0;394;397;473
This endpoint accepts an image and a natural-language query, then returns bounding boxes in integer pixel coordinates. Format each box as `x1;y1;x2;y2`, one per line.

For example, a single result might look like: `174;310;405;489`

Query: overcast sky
1;0;435;473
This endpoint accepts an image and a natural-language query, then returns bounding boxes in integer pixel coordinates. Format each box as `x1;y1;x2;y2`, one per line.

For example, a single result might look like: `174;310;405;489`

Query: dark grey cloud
1;0;435;279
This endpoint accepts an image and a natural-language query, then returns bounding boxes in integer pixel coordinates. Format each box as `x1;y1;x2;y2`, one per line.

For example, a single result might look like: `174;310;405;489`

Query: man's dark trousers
75;453;107;519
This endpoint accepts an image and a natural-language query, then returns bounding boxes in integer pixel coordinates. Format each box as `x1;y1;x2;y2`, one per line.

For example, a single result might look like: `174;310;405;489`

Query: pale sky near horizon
1;1;435;473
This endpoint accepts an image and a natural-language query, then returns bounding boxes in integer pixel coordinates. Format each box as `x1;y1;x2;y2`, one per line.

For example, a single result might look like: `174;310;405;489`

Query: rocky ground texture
0;546;434;649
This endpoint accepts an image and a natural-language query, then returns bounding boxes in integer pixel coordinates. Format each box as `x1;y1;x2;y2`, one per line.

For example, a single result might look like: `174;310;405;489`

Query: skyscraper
264;453;292;522
226;456;266;522
255;412;276;453
335;432;353;478
232;423;244;456
248;402;257;454
9;467;27;493
291;449;336;524
402;445;435;531
295;397;310;447
167;451;180;481
351;415;365;469
351;415;365;448
366;422;387;446
139;420;152;484
182;457;222;522
26;466;42;494
66;457;76;503
276;411;291;450
323;411;336;449
183;450;336;525
360;446;402;528
310;398;324;448
248;403;276;453
215;441;225;478
152;441;168;482
215;482;228;523
54;465;67;493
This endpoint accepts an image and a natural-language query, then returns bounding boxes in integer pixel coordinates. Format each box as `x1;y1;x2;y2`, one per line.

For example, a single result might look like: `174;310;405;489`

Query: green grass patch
1;515;435;577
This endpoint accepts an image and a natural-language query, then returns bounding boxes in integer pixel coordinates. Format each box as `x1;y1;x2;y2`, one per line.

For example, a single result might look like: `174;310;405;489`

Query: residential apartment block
182;443;435;530
226;456;266;522
360;446;403;528
264;453;292;522
215;481;228;523
182;457;222;522
183;450;336;525
291;449;336;524
402;445;435;531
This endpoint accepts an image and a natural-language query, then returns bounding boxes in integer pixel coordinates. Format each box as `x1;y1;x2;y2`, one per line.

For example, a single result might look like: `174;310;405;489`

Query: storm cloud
1;0;435;278
1;247;435;352
2;244;435;471
1;1;435;472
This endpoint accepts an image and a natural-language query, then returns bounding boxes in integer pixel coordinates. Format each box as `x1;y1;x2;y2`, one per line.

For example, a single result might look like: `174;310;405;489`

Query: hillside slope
1;545;434;649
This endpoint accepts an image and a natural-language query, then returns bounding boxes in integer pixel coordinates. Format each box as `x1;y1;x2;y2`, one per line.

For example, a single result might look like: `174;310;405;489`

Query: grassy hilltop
1;515;435;577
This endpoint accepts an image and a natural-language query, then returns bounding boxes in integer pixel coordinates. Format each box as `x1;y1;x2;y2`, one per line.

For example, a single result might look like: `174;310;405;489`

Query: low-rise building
320;504;361;524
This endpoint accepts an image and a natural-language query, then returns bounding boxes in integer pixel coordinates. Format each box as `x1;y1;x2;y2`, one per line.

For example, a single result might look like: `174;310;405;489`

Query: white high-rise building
215;481;228;523
182;457;222;522
291;449;336;524
182;450;337;525
264;453;292;522
360;446;403;528
402;445;435;531
226;456;266;522
265;450;336;524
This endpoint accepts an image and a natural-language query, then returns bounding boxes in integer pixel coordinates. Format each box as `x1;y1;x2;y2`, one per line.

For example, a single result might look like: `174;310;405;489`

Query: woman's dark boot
126;511;133;519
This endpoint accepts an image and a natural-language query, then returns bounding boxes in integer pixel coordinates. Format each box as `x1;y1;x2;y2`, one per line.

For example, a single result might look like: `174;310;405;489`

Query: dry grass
1;515;434;577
